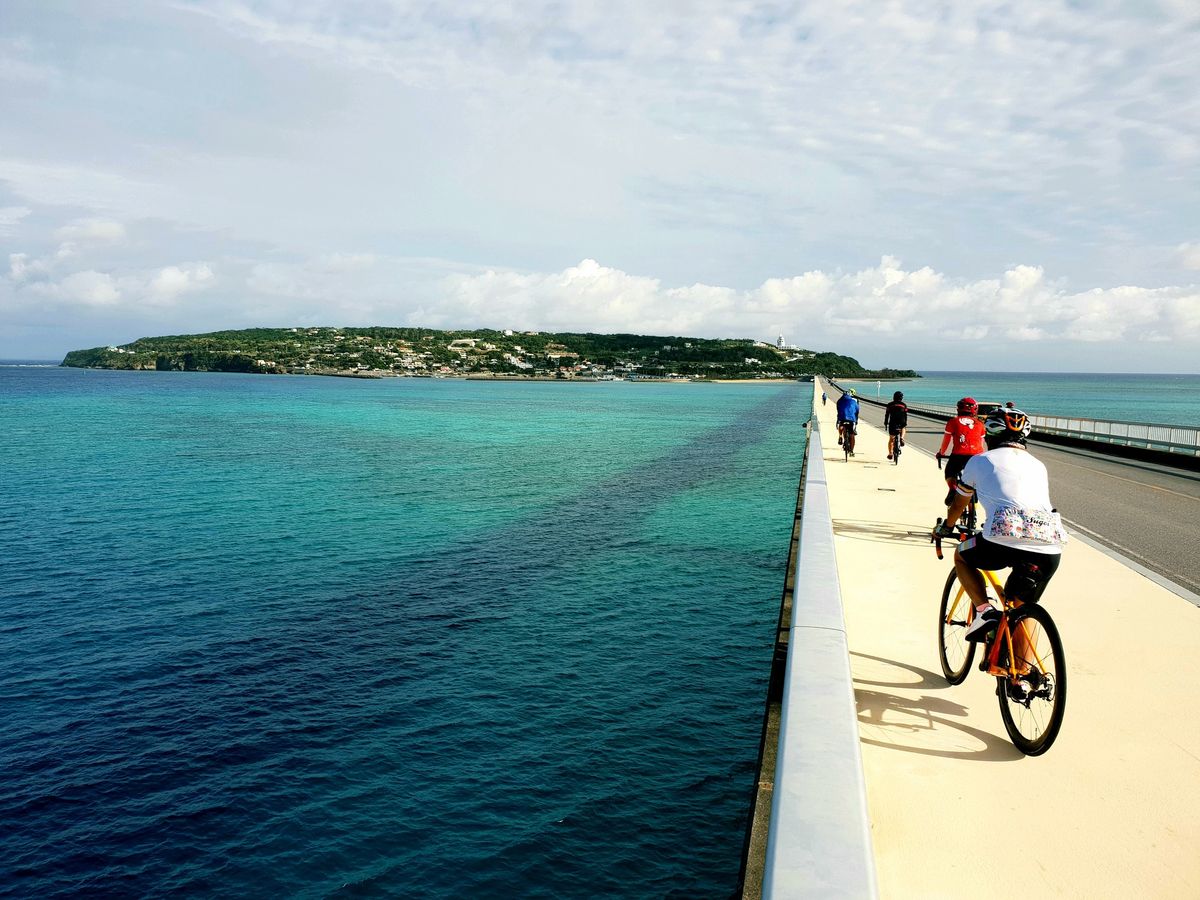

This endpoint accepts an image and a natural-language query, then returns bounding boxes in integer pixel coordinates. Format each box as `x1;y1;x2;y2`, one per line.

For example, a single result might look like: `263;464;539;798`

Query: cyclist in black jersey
883;391;908;461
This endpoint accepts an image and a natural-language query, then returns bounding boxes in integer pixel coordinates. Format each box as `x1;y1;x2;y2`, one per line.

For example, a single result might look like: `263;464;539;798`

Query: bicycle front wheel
938;569;975;684
997;604;1067;756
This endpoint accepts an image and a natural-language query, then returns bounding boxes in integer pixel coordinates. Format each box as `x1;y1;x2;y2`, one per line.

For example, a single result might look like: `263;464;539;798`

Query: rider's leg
953;548;988;607
944;456;968;506
954;544;999;643
1004;556;1061;673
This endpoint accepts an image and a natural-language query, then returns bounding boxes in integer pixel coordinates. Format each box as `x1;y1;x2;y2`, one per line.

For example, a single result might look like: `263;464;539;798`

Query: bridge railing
1031;415;1200;457
832;384;1200;459
761;415;878;898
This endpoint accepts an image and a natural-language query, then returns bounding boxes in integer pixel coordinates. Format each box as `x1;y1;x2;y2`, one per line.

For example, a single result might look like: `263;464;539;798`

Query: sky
1;1;1198;372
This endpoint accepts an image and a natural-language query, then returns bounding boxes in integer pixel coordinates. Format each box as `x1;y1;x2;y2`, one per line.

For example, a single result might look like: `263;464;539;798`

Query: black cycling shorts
837;419;857;433
956;536;1061;604
887;426;905;436
944;453;973;483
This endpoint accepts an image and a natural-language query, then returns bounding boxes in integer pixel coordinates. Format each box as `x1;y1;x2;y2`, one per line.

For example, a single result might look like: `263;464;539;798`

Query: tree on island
61;327;917;380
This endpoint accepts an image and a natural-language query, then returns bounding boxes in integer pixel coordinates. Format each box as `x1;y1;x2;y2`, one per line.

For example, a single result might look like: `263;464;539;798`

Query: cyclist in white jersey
936;408;1068;640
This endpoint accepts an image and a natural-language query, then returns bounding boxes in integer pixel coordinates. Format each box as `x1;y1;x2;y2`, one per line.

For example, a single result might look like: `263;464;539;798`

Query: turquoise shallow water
842;371;1200;426
0;368;809;898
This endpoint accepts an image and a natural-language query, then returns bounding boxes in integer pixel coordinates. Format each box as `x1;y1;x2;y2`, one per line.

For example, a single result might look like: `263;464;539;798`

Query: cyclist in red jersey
936;397;986;506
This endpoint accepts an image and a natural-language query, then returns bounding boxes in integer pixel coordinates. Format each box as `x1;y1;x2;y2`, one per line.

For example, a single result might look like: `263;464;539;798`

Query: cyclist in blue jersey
836;389;860;454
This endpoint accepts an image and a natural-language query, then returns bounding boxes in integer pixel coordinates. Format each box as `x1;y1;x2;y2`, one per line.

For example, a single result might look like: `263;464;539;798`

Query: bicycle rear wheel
893;440;901;464
938;569;975;684
997;604;1066;756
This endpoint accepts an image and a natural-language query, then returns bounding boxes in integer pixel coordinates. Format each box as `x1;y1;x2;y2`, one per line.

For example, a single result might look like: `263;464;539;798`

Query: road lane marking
1064;517;1200;605
1050;457;1200;502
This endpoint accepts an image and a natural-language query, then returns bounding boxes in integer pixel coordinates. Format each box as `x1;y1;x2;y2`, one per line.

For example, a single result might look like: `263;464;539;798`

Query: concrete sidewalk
814;382;1200;898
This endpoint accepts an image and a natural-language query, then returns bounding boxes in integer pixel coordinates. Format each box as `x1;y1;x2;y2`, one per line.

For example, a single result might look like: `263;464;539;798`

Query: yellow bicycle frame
945;570;1049;678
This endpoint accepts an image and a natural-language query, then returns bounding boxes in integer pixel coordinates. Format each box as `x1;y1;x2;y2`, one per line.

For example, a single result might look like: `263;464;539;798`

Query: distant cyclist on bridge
883;391;908;461
836;388;860;456
936;397;985;506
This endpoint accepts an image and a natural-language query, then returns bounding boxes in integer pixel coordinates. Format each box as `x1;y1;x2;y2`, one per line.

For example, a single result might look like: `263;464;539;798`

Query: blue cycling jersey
836;394;859;422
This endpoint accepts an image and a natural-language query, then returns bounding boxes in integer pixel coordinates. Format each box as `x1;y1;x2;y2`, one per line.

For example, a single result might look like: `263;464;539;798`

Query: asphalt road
829;387;1200;601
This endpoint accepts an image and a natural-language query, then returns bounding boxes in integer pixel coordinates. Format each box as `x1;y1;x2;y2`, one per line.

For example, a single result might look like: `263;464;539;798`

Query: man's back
959;446;1063;554
941;414;985;456
836;394;859;421
884;400;908;431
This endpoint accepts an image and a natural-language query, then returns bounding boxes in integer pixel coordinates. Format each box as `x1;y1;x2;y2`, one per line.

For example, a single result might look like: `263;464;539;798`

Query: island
62;327;918;381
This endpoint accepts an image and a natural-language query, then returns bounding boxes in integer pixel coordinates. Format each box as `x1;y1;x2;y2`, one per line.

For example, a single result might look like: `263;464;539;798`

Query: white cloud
147;263;214;301
0;159;165;214
1177;242;1200;271
55;219;127;243
430;259;731;335
9;252;38;280
0;38;59;85
3;2;1200;368
315;252;377;272
7;253;214;311
0;206;32;235
188;1;1200;197
433;258;1200;347
49;270;121;306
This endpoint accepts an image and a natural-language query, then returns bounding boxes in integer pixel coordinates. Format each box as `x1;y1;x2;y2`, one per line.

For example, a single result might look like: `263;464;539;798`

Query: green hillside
62;327;916;380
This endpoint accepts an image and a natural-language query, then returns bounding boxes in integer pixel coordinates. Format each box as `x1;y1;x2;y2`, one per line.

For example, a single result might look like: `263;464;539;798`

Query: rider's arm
937;422;954;457
883;405;892;429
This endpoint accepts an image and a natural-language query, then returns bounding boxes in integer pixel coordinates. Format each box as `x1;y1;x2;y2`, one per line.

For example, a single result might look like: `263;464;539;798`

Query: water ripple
1;370;809;897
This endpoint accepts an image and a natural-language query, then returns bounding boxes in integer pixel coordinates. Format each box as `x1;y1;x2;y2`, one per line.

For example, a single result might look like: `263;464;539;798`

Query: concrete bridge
748;379;1200;898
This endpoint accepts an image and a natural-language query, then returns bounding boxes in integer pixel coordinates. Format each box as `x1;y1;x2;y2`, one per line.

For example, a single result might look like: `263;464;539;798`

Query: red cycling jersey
938;415;985;456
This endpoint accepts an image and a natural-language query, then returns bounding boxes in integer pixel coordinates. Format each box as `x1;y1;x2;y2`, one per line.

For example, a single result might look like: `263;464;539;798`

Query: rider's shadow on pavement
832;519;932;545
850;652;1023;762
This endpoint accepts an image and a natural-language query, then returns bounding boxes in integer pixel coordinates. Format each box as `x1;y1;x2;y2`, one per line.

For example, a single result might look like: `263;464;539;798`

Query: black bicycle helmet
893;390;904;401
984;406;1032;448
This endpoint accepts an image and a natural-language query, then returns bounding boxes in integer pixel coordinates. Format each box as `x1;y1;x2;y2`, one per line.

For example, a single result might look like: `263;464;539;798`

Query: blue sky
2;0;1198;371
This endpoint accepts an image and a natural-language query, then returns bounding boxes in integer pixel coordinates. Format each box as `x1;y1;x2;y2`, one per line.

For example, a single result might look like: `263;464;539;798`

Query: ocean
0;366;809;898
841;370;1200;426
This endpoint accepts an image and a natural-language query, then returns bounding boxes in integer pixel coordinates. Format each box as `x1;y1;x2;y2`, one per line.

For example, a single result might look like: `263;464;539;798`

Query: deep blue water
843;370;1200;426
0;368;810;898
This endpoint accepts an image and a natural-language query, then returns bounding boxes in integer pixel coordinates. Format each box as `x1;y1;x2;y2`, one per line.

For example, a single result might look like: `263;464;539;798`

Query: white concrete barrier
762;417;878;899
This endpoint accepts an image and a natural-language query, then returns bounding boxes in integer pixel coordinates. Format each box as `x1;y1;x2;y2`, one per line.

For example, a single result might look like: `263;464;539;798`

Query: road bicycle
890;434;903;465
932;523;1067;755
937;455;978;531
839;421;856;461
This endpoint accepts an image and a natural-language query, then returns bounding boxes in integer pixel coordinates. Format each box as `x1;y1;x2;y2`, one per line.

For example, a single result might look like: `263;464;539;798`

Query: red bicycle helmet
957;397;978;415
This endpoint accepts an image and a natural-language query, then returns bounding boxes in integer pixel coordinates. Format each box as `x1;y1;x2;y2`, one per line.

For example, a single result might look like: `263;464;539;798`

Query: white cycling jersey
956;446;1065;555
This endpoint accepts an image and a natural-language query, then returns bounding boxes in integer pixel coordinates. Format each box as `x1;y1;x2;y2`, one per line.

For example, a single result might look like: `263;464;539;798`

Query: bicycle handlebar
932;513;983;560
